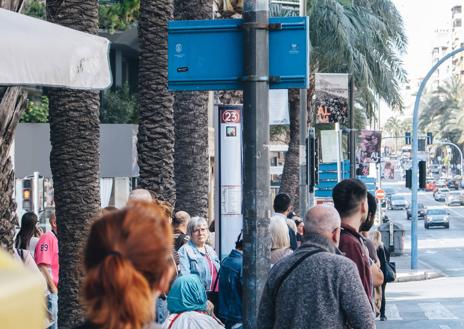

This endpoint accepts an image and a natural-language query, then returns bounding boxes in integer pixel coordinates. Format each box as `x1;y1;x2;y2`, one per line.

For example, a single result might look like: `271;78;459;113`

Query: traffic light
22;178;32;211
418;138;426;152
405;132;411;145
427;132;433;145
406;169;412;188
419;161;426;189
307;128;319;192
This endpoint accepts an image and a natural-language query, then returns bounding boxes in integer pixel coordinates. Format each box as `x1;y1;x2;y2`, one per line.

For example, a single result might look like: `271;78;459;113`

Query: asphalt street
376;183;464;328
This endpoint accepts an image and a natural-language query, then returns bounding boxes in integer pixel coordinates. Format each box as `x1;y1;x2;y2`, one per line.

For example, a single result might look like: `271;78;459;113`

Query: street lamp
437;140;464;177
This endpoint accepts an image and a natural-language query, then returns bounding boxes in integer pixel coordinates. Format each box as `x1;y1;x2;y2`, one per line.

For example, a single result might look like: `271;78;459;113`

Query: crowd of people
11;179;395;329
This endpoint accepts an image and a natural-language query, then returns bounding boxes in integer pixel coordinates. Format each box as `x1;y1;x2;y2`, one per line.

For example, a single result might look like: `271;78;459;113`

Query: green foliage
21;96;49;123
100;83;138;123
99;0;140;32
420;77;464;147
24;0;46;20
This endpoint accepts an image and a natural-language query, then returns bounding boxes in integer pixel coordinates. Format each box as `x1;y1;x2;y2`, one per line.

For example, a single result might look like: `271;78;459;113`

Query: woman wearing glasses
178;217;220;305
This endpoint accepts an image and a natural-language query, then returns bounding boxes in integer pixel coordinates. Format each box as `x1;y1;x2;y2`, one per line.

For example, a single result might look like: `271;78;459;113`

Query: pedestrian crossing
382;302;463;321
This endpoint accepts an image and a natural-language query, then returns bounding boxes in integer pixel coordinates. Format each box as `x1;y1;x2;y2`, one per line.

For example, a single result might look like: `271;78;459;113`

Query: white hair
304;205;341;236
187;216;209;236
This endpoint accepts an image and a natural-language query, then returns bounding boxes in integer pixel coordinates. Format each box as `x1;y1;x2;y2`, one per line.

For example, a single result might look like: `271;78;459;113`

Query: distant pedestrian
15;212;41;257
173;211;191;251
271;193;298;250
332;179;373;305
294;218;304;247
178;217;220;307
373;231;391;321
218;232;243;329
34;211;59;329
73;201;175;329
258;206;375;329
270;217;293;267
163;275;224;329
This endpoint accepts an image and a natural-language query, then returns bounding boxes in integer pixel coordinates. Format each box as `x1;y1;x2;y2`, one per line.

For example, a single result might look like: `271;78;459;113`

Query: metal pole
411;46;464;270
349;76;356;178
242;1;270;328
298;0;307;216
335;123;342;182
32;171;39;216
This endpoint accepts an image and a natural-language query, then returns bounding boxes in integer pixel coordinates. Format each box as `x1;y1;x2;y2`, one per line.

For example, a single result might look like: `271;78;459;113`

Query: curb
395;271;443;283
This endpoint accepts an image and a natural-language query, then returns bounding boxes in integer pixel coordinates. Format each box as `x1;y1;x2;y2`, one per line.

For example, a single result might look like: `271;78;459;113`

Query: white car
389;195;409;210
434;188;450;202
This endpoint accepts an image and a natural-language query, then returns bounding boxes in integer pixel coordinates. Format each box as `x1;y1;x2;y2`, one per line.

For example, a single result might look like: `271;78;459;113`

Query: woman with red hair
74;201;175;329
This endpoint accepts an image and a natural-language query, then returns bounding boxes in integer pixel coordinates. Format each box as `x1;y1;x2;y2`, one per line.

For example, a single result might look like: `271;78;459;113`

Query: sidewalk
391;251;443;282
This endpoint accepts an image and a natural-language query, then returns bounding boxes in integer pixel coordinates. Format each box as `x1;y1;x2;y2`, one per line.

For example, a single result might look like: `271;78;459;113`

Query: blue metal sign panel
168;17;309;91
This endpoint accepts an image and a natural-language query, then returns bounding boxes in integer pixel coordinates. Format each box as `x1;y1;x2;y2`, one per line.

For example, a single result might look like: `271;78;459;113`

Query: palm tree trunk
173;0;212;217
0;87;27;252
279;89;300;211
137;0;175;205
46;0;100;327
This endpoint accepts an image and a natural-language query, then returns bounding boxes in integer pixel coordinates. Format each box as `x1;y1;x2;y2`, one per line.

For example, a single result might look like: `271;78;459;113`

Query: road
377;183;464;328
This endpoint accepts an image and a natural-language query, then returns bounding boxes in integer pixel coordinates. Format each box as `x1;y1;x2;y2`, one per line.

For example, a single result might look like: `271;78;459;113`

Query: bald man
258;205;375;329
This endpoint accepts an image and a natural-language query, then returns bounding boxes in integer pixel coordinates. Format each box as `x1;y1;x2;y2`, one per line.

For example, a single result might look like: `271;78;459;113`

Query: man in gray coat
258;206;375;329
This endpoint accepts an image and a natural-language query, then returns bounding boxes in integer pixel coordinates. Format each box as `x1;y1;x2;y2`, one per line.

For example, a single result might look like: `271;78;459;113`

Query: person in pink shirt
35;212;59;329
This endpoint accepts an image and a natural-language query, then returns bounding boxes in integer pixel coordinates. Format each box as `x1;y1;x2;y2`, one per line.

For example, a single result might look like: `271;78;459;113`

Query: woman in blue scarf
163;275;223;329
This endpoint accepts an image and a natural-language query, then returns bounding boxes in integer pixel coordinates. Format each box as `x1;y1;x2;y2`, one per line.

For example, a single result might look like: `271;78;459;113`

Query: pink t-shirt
34;231;59;287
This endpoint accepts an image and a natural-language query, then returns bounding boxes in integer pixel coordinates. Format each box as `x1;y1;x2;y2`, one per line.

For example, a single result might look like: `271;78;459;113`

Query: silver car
390;195;409;210
434;188;450;202
424;207;450;229
446;191;463;206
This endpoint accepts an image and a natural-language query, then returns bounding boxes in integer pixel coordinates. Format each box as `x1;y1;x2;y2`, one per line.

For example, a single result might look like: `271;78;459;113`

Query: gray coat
258;233;375;329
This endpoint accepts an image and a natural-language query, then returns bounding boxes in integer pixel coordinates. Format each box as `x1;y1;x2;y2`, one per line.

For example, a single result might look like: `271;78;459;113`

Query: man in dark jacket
333;179;373;305
218;233;243;329
271;193;298;250
258;206;375;329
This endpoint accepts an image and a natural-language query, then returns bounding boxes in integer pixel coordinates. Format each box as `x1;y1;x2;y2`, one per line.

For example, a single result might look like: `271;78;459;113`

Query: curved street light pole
411;47;464;269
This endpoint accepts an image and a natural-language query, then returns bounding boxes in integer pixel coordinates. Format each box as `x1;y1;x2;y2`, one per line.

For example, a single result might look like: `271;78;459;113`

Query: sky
393;0;459;79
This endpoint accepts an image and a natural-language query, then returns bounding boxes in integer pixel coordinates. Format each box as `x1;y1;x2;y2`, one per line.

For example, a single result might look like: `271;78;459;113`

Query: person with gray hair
178;217;220;298
258;205;375;329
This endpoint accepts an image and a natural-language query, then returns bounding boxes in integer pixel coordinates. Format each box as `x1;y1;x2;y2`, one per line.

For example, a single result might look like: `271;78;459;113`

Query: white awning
0;8;112;90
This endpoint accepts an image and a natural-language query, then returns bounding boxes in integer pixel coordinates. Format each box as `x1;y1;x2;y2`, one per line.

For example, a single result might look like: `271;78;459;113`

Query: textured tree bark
0;87;27;252
138;0;176;206
46;0;100;327
279;89;300;211
173;0;212;217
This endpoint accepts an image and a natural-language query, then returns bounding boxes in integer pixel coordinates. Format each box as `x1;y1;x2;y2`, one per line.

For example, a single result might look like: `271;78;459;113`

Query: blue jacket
218;249;243;325
178;241;220;292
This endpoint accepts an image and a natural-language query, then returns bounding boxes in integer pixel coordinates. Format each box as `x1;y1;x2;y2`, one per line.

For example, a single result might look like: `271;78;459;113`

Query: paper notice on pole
321;130;339;163
221;186;242;215
269;89;289;125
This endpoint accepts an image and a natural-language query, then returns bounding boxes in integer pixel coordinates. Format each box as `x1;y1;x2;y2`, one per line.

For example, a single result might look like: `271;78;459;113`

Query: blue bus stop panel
168;17;309;91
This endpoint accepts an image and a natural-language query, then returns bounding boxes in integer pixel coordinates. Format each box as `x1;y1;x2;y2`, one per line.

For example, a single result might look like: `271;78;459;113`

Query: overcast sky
393;0;460;79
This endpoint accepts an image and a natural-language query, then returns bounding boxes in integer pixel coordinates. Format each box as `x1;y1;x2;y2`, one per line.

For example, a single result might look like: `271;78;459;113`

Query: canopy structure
0;8;112;90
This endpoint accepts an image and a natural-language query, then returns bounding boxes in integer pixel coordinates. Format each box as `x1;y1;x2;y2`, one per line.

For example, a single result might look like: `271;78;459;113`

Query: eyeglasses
332;227;341;233
193;227;208;234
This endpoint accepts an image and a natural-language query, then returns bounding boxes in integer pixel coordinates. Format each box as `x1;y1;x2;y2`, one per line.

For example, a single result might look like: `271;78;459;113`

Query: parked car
446;191;463;206
424;207;449;229
407;203;426;220
434;187;450;201
389;195;409;210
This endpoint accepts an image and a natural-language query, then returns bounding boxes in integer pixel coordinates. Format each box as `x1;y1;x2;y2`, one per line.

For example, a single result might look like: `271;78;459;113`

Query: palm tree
173;0;212;217
384;117;403;152
46;0;101;326
137;0;175;205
